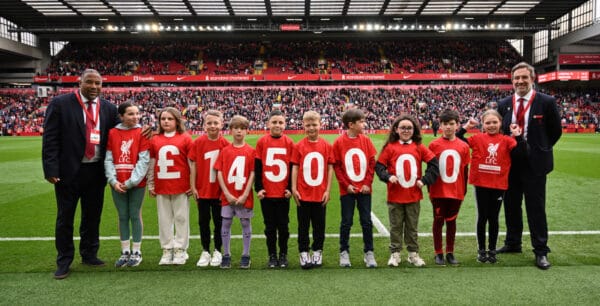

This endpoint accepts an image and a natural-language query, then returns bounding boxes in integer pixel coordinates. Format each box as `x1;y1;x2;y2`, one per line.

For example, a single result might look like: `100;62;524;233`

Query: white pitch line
371;212;390;237
1;231;599;242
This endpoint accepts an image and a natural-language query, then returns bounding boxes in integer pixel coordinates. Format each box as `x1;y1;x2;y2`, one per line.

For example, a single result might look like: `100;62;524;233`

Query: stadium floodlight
174;26;179;31
91;26;96;31
343;25;348;30
207;26;212;30
490;23;495;29
159;25;164;31
183;25;188;31
418;25;423;30
505;23;510;29
454;23;459;30
151;24;159;31
191;25;196;31
226;25;233;31
366;23;373;31
136;24;143;31
166;26;171;31
359;24;365;30
394;24;400;30
402;24;407;30
353;24;357;30
461;23;467;29
410;25;415;29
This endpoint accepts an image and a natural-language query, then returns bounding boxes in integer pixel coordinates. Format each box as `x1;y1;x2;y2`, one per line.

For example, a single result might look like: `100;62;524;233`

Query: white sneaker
312;250;323;267
388;252;401;267
339;250;351;267
172;248;189;265
210;250;222;267
196;251;211;267
299;252;312;269
159;249;173;265
408;252;426;267
364;251;377;268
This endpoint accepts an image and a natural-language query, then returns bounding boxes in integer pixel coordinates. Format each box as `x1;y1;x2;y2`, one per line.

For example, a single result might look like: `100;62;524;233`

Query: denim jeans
339;193;374;253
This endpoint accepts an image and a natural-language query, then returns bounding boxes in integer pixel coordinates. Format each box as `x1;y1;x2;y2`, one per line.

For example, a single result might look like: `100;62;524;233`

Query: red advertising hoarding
559;54;600;65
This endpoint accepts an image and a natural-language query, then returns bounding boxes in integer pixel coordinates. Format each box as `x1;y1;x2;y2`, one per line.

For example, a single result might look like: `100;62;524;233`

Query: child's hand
360;185;371;194
284;189;292;199
113;182;126;193
347;185;358;194
510;124;522;136
237;193;249;205
225;193;237;205
191;187;199;199
185;189;193;197
256;189;266;200
416;180;424;189
464;118;479;130
292;190;301;206
388;175;399;184
149;189;156;197
321;191;330;206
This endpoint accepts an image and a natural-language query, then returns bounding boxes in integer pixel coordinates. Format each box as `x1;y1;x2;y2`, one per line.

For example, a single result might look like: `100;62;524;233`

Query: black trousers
297;201;326;252
503;167;550;256
54;162;105;267
260;197;290;255
196;198;222;252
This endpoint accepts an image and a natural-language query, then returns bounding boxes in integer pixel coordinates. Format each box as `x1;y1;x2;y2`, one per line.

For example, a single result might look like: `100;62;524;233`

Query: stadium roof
1;0;590;38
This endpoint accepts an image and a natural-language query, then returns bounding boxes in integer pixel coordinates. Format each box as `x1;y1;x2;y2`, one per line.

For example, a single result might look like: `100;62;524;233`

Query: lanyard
75;91;100;127
512;90;536;120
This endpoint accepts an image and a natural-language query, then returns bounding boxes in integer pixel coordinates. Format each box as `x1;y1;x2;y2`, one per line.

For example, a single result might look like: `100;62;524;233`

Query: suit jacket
497;91;562;176
42;92;119;183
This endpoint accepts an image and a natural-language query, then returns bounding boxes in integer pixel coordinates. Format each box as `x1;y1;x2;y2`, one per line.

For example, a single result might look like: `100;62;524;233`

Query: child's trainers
487;250;498;264
210;250;222;267
267;254;279;268
477;250;488;263
159;249;173;265
408;252;426;267
240;255;251;269
312;250;323;267
220;255;231;269
115;251;130;268
364;251;377;268
434;253;445;266
127;251;142;267
196;251;211;267
299;252;312;269
446;253;459;265
279;253;288;268
172;248;188;265
387;252;401;267
339;250;351;267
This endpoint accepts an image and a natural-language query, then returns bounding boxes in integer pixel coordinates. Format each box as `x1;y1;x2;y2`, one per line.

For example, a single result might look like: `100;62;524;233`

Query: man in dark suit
496;62;562;270
42;69;119;279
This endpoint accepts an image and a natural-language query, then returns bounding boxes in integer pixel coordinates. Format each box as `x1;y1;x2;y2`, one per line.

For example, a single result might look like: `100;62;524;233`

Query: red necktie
516;98;525;130
85;101;95;159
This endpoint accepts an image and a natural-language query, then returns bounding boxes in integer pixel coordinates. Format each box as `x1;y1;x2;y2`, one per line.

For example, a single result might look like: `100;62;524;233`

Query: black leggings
474;187;504;251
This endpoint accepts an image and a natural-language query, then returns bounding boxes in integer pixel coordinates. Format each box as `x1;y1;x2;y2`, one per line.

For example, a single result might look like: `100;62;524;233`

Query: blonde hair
229;115;249;129
158;107;186;134
204;109;223;121
481;109;503;123
303;110;321;122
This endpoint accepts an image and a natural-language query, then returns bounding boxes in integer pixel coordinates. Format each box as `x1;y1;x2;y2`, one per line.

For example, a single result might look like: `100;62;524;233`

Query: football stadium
1;0;599;304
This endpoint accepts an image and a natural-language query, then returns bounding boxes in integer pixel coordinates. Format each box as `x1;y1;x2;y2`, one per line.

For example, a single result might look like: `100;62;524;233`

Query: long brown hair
382;115;422;151
158;107;186;134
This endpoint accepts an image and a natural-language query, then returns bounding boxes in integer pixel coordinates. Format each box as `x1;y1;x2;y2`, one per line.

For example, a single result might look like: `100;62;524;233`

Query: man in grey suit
496;62;562;270
43;69;119;279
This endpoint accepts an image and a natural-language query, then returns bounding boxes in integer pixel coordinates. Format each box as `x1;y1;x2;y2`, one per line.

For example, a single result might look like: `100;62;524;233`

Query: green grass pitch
0;133;599;305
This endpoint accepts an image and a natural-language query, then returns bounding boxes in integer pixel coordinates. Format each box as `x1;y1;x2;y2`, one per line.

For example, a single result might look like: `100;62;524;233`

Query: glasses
398;126;413;131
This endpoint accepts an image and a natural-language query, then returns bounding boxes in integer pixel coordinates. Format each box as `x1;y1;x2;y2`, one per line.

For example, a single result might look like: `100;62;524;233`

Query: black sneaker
434;253;445;266
446;253;459;265
487;250;497;264
240;255;251;269
268;254;279;268
279;253;288;268
477;250;488;263
220;255;231;269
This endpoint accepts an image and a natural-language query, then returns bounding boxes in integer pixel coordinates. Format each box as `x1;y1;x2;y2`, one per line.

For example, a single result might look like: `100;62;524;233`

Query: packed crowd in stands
43;40;522;77
1;86;598;136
